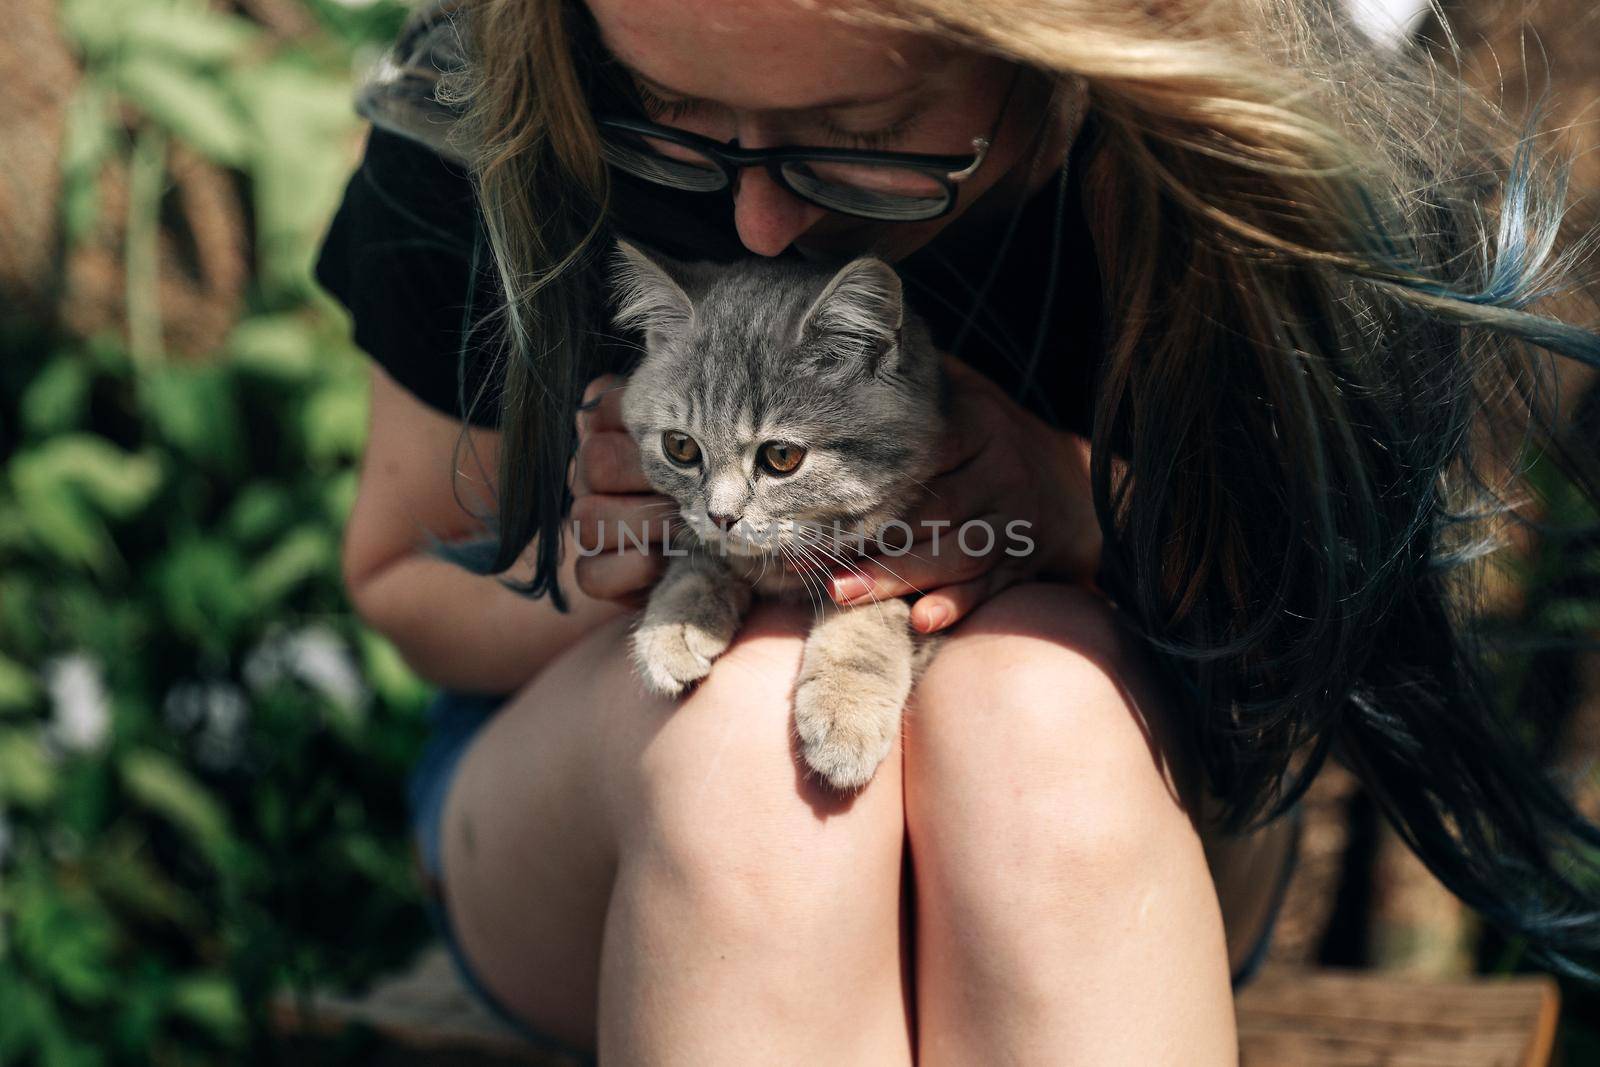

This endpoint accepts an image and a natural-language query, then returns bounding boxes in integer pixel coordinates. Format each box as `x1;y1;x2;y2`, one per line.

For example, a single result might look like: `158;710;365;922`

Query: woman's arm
341;365;626;695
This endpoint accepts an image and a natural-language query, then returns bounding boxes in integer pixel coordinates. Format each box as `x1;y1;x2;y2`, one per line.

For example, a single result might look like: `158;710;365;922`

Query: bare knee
904;583;1235;1067
905;582;1205;901
601;599;905;931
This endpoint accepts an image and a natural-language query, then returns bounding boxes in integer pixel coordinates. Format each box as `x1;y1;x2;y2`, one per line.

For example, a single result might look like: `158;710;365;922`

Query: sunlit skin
433;0;1286;1061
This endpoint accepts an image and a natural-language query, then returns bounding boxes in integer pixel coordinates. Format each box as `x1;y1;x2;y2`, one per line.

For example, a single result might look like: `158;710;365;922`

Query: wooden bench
273;947;1561;1066
1235;965;1559;1067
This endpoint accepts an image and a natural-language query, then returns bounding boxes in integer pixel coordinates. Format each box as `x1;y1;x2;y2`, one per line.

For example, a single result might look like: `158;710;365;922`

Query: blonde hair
442;0;1600;975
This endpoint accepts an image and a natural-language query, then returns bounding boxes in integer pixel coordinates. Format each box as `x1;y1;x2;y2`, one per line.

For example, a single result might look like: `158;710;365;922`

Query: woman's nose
730;166;827;258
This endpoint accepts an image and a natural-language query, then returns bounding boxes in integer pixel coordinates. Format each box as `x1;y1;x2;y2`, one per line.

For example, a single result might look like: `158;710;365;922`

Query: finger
570;492;680;551
576;431;652;494
576;374;629;440
908;564;1026;633
828;523;1000;605
574;547;665;604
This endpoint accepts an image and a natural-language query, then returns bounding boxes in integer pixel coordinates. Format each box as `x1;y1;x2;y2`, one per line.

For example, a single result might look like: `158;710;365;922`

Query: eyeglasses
592;69;1020;223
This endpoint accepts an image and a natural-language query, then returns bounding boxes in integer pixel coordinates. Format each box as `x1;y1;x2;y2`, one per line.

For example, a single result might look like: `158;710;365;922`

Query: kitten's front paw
631;573;748;697
631;616;733;696
793;670;903;791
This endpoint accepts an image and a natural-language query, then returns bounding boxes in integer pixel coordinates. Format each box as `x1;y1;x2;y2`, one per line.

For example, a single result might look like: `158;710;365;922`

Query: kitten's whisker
663;522;696;558
793;530;885;588
793;533;875;589
903;475;943;501
792;533;896;623
797;529;930;602
788;541;838;618
788;538;893;625
779;542;825;616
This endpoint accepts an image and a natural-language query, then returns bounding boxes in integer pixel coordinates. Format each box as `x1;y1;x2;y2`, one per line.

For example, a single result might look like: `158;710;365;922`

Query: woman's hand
828;354;1103;632
570;373;675;609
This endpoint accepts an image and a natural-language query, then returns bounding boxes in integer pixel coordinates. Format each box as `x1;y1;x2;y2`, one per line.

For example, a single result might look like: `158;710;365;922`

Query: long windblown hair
439;0;1600;975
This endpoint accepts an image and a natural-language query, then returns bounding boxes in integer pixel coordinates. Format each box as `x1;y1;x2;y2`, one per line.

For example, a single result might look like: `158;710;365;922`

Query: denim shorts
408;689;1301;1052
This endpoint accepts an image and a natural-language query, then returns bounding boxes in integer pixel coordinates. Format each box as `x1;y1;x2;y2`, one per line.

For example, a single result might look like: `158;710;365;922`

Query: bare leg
442;582;1281;1063
438;600;914;1063
904;582;1239;1066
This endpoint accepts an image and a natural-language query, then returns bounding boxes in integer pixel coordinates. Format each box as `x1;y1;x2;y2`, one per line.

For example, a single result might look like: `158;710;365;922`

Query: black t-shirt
313;111;1107;437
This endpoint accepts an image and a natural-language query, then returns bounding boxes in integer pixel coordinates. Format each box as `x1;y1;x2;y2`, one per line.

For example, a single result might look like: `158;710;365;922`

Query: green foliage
1;2;432;1063
0;330;432;1067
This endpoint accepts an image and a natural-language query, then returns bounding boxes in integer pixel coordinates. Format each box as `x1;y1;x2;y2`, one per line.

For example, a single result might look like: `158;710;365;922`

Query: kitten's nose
709;512;741;531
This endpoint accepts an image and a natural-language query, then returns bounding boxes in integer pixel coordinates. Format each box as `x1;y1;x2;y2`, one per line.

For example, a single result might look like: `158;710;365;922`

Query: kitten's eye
661;431;701;466
759;441;806;476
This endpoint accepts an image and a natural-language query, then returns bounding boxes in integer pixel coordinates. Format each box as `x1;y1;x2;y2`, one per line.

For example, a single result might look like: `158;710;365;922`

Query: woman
319;0;1600;1061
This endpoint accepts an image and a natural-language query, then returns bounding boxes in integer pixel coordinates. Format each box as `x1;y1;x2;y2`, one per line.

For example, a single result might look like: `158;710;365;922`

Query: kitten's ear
797;256;904;375
610;239;694;342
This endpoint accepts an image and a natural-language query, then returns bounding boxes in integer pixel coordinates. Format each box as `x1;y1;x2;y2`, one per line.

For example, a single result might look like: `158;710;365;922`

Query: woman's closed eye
817;112;922;151
634;81;699;123
633;80;925;150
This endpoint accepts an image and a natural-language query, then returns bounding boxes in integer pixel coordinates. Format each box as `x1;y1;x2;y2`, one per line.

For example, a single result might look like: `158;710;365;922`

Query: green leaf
8;472;114;574
227;313;321;381
322;468;360;525
0;578;45;663
120;5;259;66
246;526;337;608
152;539;250;647
225;484;294;544
0;728;57;806
125;126;167;366
40;1029;106;1067
168;976;246;1040
12;877;116;1006
55;760;114;840
0;966;57;1061
139;368;243;469
119;750;232;865
59;83;114;244
357;630;430;710
55;590;148;672
86;832;205;930
6;433;162;570
0;654;41;714
21;357;92;437
303;379;369;463
110;980;170;1059
339;834;414;897
57;0;126;58
0;504;33;556
230;60;360;296
112;55;251;166
11;436;164;520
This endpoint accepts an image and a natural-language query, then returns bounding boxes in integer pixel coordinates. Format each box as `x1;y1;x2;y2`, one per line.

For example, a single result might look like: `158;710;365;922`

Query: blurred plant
0;1;431;1064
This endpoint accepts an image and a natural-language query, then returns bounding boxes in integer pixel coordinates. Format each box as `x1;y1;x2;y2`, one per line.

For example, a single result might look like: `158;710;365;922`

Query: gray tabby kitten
611;239;946;790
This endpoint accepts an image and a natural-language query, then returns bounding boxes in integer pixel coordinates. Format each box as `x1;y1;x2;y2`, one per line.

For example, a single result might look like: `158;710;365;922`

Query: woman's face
584;0;1068;262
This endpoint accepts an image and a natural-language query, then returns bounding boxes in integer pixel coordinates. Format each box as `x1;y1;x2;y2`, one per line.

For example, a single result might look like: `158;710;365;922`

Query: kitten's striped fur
614;240;946;789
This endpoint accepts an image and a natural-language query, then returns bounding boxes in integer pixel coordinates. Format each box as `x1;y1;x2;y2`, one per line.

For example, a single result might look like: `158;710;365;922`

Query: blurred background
0;0;1597;1064
1;2;434;1063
